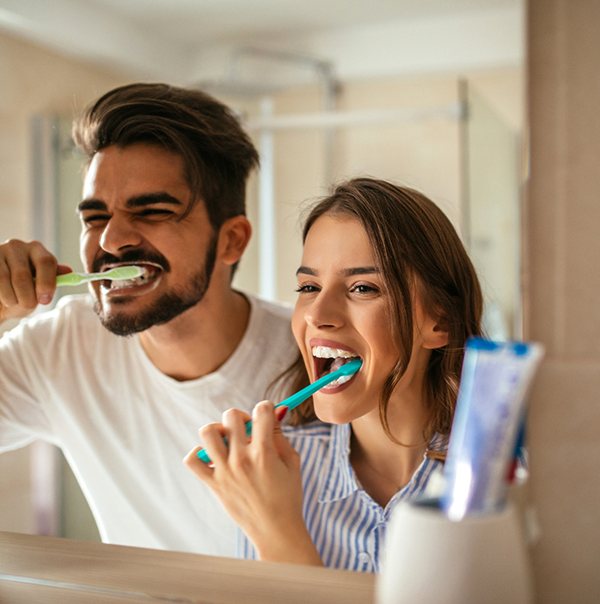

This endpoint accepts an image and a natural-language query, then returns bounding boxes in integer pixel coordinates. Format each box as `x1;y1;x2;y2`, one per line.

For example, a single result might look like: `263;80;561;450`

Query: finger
0;241;37;310
29;243;60;305
183;446;214;481
0;259;18;309
252;400;276;453
222;408;252;452
273;429;299;467
198;422;230;465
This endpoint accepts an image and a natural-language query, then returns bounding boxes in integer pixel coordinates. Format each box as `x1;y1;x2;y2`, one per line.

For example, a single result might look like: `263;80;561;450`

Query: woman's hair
72;83;259;232
273;177;483;459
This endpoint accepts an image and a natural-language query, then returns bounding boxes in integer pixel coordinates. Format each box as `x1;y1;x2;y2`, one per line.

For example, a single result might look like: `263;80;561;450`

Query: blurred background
0;0;524;543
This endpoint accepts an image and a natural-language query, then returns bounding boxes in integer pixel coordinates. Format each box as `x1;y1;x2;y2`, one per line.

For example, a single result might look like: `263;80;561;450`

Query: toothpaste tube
441;338;545;521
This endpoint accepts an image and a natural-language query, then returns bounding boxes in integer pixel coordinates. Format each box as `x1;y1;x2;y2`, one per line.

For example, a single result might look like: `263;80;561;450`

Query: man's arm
0;239;70;323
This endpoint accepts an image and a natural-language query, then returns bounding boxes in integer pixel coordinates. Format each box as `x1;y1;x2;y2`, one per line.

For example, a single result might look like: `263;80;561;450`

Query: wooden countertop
0;531;375;604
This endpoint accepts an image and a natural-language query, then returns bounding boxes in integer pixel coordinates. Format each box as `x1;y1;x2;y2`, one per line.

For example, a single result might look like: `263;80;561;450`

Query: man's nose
305;290;345;330
99;215;143;255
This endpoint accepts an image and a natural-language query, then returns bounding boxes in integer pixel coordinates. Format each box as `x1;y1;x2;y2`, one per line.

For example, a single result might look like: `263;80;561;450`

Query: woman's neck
349;374;430;508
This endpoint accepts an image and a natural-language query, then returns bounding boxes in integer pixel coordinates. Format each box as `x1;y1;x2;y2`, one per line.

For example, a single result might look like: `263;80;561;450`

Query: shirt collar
317;424;445;505
318;423;359;503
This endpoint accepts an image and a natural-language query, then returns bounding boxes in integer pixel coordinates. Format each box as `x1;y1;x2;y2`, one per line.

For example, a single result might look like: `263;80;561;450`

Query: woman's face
292;213;407;424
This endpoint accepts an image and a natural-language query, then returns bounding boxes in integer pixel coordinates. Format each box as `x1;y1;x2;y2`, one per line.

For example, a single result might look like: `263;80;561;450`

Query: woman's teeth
312;345;360;383
326;374;354;388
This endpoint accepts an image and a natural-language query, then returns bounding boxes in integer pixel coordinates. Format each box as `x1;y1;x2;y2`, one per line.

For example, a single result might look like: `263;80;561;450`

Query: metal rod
245;103;463;131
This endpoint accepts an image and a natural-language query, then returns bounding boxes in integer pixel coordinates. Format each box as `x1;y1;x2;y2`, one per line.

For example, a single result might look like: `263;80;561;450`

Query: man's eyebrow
295;266;380;277
125;192;183;209
77;192;183;214
77;199;107;213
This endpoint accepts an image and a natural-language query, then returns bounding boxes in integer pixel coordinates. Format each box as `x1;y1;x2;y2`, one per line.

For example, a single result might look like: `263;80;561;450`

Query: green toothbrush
55;266;145;286
197;358;363;463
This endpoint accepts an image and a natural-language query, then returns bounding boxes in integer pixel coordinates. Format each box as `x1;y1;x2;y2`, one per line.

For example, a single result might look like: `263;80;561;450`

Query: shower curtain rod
245;101;464;131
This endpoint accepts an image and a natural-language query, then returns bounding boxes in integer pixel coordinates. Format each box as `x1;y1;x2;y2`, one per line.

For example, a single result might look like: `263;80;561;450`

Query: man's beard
93;238;218;337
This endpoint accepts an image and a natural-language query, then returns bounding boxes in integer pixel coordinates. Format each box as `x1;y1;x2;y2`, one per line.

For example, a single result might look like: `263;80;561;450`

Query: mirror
0;0;525;560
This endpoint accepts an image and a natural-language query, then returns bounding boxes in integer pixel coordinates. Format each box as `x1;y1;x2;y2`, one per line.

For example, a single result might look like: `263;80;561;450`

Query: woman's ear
423;312;450;350
217;215;252;266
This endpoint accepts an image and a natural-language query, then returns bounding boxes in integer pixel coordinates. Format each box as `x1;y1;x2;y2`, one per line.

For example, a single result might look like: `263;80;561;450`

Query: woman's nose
99;215;143;255
305;290;344;330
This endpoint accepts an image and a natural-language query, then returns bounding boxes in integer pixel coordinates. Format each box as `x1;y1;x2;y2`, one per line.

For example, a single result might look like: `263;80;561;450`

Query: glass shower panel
461;81;521;340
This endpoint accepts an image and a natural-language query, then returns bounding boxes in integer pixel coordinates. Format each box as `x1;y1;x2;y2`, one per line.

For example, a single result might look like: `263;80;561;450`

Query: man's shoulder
13;293;96;332
247;293;293;321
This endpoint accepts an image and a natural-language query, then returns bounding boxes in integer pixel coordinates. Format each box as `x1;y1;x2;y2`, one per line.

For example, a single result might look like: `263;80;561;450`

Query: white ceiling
90;0;518;46
0;0;524;85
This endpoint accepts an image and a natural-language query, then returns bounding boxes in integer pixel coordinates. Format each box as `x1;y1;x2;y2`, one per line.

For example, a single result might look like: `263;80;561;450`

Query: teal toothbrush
197;358;362;463
55;266;145;286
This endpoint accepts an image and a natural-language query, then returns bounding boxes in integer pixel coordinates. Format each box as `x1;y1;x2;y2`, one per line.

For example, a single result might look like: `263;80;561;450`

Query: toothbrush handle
56;273;85;286
196;361;361;464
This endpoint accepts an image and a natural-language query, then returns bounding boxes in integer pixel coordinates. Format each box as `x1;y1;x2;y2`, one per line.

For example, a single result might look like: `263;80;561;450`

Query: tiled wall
527;0;600;601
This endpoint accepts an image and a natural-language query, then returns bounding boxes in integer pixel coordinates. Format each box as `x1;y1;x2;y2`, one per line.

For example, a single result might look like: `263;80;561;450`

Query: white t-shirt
0;292;297;556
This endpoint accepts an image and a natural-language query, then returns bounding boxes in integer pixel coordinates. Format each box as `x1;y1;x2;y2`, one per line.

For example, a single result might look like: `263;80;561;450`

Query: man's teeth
312;346;357;359
109;268;154;289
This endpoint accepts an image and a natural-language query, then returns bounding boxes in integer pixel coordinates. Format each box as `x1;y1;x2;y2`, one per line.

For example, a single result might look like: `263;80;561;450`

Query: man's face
78;143;218;336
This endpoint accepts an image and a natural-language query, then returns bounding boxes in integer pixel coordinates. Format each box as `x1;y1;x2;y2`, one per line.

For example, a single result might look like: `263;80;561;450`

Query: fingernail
38;295;52;305
276;406;289;422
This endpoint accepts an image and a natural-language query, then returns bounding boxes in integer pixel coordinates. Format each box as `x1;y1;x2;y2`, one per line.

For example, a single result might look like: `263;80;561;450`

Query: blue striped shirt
238;421;444;572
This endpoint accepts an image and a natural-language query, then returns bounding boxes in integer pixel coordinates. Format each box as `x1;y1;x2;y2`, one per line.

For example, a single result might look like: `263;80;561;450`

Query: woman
185;178;483;572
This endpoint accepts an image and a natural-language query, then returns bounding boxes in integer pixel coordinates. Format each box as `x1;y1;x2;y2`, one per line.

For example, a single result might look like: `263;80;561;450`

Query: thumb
272;406;297;465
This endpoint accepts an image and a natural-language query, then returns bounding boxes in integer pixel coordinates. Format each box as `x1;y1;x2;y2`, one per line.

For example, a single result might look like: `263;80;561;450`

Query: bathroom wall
0;30;125;533
527;0;600;601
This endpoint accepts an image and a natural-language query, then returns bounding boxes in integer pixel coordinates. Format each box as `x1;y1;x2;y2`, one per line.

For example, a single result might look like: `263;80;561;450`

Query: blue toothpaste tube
441;338;545;521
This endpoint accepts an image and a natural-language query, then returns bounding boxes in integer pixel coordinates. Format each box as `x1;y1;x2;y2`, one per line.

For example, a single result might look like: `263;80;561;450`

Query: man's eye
82;214;109;225
138;209;173;217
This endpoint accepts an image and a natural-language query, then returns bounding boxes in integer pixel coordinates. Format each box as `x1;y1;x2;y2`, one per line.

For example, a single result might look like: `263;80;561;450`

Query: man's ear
423;312;450;350
216;215;252;266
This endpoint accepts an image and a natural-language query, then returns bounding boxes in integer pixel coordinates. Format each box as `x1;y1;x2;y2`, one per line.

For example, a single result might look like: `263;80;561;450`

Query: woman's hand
184;401;323;566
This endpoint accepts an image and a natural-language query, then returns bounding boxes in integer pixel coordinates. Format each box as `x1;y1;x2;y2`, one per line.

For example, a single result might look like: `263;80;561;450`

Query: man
0;83;297;556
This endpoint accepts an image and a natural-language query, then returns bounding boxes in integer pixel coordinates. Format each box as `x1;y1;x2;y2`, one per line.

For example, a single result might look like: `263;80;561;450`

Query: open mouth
312;345;361;388
100;263;162;294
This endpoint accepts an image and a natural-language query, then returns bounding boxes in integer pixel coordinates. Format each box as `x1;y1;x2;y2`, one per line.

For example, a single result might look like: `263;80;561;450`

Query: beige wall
0;31;125;534
527;0;600;601
233;68;523;306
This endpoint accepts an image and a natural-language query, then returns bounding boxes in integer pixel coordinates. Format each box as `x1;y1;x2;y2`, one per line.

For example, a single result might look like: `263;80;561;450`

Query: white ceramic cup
376;501;533;604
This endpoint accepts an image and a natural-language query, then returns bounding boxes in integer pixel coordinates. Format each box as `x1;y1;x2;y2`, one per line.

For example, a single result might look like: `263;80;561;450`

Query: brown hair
72;83;259;231
275;178;483;459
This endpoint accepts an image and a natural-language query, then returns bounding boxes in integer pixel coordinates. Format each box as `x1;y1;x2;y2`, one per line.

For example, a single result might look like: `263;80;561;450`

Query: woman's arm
184;401;324;566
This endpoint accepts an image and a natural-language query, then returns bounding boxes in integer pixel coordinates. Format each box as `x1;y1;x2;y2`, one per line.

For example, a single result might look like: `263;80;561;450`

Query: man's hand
184;402;324;566
0;239;71;323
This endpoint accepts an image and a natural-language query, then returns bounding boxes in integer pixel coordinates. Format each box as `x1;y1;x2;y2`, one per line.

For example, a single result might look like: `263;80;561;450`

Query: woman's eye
295;284;319;294
351;283;380;294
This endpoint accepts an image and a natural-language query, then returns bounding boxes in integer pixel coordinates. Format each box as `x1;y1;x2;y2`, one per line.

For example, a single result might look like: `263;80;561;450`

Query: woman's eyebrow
296;266;380;277
296;266;317;276
341;267;380;276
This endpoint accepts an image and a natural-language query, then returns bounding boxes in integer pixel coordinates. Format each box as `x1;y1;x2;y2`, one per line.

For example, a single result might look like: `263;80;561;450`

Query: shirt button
358;552;371;565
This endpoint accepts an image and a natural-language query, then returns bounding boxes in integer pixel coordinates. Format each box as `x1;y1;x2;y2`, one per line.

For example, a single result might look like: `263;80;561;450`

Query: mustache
92;250;171;273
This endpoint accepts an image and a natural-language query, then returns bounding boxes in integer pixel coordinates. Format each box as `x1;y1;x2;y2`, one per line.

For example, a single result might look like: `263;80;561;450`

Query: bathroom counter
0;531;375;603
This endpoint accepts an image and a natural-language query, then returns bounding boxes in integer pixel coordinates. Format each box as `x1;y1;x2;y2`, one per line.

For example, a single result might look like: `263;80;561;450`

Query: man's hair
73;83;259;230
